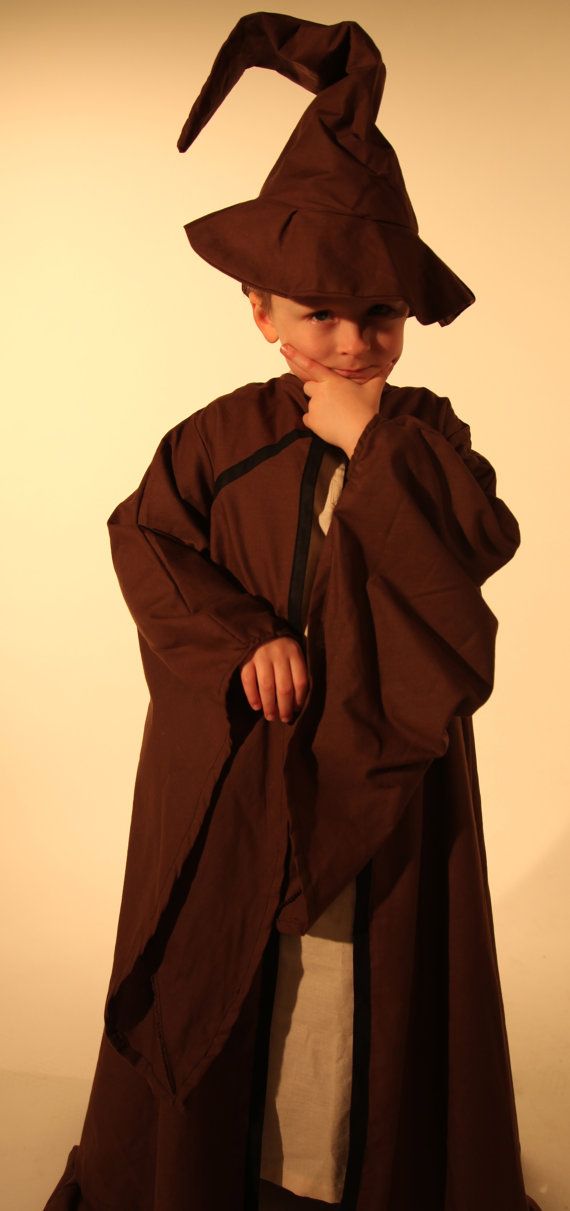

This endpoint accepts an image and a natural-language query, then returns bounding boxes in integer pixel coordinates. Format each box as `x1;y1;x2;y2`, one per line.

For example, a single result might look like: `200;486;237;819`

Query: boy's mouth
334;366;372;377
334;362;396;378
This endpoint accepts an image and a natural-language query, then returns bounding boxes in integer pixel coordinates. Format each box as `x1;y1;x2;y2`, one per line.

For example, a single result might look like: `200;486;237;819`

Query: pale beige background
1;0;568;1208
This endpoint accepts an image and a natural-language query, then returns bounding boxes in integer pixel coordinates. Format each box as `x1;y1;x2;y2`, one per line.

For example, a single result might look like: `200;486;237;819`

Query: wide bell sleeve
103;408;299;1072
350;405;520;737
280;401;522;930
107;408;297;704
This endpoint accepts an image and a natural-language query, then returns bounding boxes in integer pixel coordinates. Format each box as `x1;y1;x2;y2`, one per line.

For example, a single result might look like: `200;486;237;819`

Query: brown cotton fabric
176;12;475;326
43;371;541;1211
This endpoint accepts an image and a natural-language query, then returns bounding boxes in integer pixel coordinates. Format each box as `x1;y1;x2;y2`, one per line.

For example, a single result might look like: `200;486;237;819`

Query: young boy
244;286;409;1209
43;13;542;1211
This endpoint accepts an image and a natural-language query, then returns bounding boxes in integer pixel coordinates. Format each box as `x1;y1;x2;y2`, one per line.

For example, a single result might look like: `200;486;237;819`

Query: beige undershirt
260;449;357;1205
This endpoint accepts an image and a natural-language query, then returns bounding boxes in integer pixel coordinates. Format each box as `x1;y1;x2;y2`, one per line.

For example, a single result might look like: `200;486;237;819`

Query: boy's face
249;290;409;384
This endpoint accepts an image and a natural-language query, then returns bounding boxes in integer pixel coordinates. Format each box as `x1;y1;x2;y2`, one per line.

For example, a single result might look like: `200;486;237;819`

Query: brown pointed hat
177;11;475;326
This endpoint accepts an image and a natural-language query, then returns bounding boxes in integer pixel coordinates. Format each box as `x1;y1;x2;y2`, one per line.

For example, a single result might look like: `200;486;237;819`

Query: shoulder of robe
381;384;491;478
153;375;299;482
381;382;459;436
354;383;511;525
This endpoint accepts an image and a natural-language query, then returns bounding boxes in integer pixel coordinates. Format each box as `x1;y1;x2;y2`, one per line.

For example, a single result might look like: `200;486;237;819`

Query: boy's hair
241;281;273;315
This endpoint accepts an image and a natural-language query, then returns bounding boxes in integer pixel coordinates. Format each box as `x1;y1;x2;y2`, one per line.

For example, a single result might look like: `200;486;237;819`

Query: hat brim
182;199;474;327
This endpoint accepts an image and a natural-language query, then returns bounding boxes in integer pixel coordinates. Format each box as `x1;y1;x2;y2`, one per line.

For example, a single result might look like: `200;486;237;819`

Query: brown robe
42;371;541;1211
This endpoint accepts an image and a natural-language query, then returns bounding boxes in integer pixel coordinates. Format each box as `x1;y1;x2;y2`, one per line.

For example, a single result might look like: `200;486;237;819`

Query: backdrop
2;1;568;1207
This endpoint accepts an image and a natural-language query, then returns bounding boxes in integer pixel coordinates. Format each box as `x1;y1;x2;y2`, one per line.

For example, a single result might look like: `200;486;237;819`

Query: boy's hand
239;637;309;724
279;344;389;456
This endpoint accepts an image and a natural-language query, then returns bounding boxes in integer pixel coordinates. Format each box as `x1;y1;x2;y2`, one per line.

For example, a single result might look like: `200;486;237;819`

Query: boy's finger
242;658;276;717
240;661;262;709
289;650;310;709
255;666;279;720
277;685;296;722
359;370;389;410
279;344;332;380
280;345;389;409
272;655;298;722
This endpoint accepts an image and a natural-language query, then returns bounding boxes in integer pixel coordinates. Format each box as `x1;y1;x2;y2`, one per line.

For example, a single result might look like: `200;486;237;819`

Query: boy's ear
248;291;279;344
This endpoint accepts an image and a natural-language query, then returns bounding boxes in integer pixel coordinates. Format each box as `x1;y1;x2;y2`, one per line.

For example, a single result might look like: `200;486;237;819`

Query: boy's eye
366;304;399;318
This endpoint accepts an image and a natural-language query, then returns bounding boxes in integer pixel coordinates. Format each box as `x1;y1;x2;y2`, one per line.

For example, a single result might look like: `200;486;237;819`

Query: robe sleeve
279;397;522;929
343;400;521;755
439;393;519;530
106;409;297;703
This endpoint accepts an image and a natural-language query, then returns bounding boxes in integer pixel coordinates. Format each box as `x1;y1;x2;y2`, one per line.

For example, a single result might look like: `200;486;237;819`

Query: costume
43;373;540;1211
43;12;542;1211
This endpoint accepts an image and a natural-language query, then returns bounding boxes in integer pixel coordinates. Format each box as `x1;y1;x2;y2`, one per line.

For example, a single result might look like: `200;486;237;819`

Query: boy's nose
336;321;372;355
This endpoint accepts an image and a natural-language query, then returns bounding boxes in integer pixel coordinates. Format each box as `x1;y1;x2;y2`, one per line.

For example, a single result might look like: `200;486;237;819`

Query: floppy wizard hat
177;11;475;326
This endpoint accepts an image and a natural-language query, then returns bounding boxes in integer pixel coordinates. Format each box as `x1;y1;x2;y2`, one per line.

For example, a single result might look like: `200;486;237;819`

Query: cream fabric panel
260;449;357;1204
